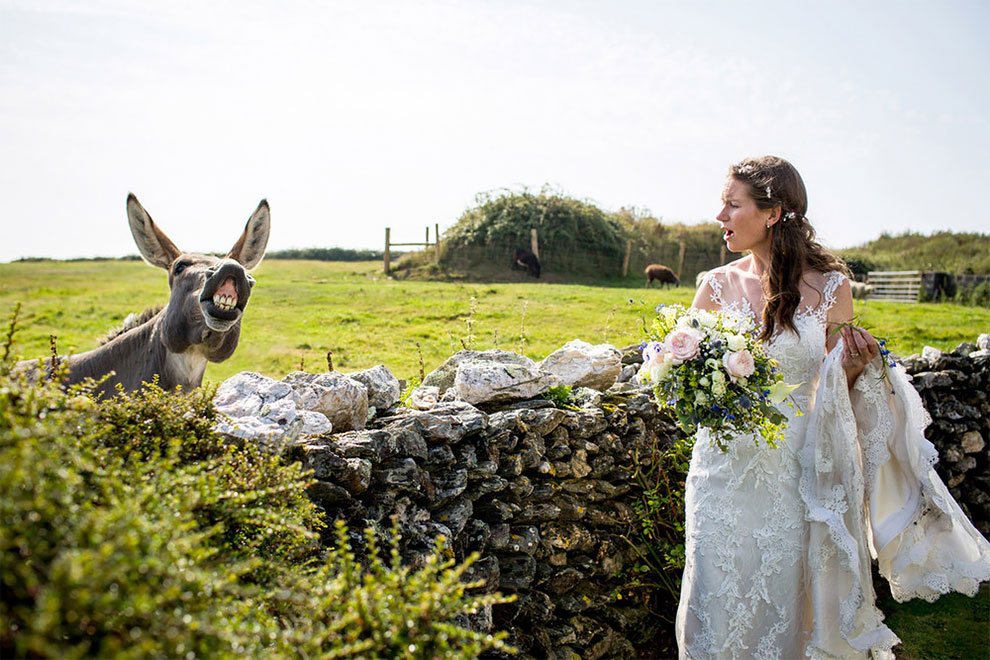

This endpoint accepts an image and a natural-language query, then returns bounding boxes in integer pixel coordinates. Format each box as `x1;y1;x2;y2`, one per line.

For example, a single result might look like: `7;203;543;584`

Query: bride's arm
826;279;880;388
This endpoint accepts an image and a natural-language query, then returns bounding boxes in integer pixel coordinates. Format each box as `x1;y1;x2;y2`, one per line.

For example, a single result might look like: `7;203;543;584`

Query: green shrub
954;281;990;308
290;522;516;659
0;309;515;659
439;187;627;276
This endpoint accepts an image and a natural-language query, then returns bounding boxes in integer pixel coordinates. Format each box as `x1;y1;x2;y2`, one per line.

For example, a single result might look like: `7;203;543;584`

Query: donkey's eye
173;260;192;275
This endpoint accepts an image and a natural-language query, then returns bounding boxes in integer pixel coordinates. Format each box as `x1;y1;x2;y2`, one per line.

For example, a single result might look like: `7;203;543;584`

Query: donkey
23;194;270;397
645;264;679;288
512;248;541;278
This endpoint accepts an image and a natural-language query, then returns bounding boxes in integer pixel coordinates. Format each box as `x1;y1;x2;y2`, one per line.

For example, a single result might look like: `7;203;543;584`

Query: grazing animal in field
695;270;709;288
21;193;270;396
513;248;541;278
645;264;679;288
850;281;874;300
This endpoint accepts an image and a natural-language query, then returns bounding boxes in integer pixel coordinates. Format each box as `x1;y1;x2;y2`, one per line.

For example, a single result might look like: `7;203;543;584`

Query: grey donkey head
126;193;270;365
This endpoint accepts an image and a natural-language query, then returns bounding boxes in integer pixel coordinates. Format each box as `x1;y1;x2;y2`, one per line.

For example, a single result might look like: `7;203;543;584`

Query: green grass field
2;257;988;656
2;259;987;386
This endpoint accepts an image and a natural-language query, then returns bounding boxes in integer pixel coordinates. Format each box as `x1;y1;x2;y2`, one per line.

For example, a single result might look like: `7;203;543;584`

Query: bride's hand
841;324;880;386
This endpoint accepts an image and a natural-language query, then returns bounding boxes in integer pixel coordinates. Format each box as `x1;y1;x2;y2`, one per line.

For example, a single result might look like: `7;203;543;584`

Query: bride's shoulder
707;257;757;282
803;269;850;293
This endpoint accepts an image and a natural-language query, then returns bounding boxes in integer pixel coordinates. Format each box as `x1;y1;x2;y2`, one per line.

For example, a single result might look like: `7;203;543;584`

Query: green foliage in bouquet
639;304;800;451
0;306;514;659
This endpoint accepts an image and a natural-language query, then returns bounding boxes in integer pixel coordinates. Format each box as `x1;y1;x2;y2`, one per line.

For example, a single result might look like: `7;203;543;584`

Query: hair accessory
783;210;798;223
765;186;772;198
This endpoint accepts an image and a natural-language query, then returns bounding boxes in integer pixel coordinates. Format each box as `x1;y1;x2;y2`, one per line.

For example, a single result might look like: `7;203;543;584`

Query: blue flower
738;395;752;409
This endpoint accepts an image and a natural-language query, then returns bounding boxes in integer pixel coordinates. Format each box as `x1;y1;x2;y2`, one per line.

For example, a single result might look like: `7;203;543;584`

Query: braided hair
729;156;849;341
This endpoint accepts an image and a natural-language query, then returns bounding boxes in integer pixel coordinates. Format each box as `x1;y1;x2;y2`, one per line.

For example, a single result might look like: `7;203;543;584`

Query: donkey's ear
226;199;270;271
127;193;182;270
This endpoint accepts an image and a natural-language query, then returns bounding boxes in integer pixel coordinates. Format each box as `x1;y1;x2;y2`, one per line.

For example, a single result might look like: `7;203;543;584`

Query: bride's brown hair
729;155;849;341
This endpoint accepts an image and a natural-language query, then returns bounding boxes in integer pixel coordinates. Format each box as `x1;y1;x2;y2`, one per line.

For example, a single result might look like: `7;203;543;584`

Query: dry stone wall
288;381;678;659
901;334;990;536
214;335;989;659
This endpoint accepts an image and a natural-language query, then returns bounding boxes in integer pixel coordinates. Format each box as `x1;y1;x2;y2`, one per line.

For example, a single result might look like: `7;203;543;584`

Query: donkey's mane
99;306;163;345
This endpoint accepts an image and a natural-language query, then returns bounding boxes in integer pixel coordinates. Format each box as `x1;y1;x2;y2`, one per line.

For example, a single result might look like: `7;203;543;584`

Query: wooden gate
867;270;922;303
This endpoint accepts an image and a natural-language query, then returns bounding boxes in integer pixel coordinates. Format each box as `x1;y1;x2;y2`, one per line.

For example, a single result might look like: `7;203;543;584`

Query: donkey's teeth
212;293;237;311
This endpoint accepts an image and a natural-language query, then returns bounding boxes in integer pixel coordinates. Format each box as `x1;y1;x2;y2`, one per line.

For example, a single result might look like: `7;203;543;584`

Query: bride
675;155;990;659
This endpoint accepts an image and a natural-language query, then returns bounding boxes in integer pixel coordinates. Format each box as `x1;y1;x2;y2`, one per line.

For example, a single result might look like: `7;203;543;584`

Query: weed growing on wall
623;433;693;617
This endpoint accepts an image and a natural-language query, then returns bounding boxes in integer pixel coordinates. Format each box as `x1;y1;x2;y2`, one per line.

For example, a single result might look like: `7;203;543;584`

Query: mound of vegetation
396;187;727;283
421;187;627;278
838;231;990;276
0;309;511;659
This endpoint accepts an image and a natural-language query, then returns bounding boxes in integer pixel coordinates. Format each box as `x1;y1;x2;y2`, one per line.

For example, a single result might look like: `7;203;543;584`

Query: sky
1;0;988;263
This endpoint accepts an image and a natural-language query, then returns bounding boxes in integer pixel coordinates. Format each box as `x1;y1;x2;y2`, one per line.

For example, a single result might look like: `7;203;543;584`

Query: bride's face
717;177;773;254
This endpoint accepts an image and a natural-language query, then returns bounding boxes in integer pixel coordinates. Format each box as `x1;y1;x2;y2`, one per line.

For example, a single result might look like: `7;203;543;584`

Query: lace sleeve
811;271;849;324
702;269;725;308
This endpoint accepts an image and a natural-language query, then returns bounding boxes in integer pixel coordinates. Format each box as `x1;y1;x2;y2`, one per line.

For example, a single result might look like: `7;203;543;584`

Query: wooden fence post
531;229;539;259
384;227;391;274
677;240;686;279
434;223;441;263
720;244;727;266
622;240;632;277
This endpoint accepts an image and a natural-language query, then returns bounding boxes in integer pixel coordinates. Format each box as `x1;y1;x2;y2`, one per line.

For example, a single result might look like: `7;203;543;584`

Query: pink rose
665;327;703;364
722;349;755;381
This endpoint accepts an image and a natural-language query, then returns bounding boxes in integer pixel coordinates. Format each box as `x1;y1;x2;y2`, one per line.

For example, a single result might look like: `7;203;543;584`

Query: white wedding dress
676;267;990;659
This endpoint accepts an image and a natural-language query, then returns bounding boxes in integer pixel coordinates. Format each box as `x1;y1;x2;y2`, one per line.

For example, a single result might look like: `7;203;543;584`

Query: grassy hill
838;231;990;275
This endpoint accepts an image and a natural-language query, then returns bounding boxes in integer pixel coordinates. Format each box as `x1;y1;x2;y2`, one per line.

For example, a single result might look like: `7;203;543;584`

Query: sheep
645;264;679;288
850;281;874;300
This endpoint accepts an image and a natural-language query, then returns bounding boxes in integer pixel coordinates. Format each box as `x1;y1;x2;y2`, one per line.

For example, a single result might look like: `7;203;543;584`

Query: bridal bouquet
638;304;800;451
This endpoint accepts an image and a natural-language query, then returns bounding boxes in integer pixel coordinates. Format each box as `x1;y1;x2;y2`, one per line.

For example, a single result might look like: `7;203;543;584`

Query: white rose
726;333;748;352
694;390;709;406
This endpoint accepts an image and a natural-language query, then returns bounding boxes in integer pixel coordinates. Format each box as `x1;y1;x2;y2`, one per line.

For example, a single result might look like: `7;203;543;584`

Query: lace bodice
703;266;847;408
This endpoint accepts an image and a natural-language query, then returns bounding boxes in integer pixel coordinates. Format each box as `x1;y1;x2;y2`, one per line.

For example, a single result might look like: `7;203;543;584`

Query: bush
0;309;514;659
440;187;627;276
954;281;990;308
